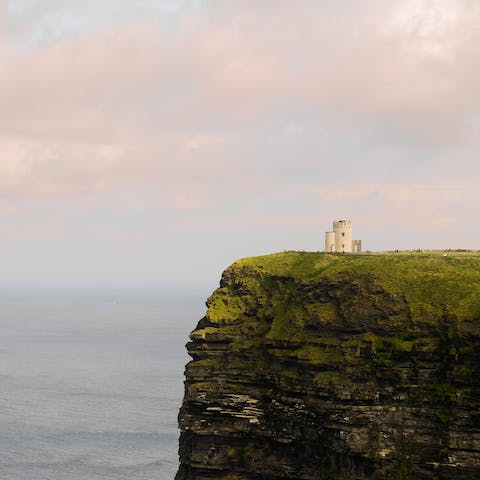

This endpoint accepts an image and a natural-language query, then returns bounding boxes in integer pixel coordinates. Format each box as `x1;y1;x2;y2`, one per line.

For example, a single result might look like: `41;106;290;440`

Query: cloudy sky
0;0;479;289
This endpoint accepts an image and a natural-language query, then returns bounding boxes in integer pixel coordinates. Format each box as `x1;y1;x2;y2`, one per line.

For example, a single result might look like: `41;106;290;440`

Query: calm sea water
0;288;206;480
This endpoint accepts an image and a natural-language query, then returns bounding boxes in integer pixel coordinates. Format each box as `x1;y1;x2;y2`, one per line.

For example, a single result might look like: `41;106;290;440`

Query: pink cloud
0;1;478;204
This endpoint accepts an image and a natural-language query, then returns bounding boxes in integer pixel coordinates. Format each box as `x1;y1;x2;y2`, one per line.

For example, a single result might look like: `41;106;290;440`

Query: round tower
325;231;336;252
333;220;352;253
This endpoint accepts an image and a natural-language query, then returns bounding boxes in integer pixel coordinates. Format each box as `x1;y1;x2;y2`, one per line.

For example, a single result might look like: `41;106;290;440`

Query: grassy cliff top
234;250;480;279
227;251;480;326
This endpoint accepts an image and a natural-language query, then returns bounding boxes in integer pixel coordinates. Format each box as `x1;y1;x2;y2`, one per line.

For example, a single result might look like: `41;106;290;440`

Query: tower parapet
333;220;352;229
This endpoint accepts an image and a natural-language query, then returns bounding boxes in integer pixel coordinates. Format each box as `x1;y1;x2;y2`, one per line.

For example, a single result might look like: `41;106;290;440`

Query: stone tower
334;220;353;253
325;220;362;253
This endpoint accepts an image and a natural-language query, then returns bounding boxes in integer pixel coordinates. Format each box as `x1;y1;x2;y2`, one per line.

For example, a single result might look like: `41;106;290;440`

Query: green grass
232;251;480;330
207;289;249;323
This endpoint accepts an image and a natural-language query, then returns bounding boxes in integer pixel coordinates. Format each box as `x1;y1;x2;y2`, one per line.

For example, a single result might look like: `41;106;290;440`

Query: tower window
341;232;345;237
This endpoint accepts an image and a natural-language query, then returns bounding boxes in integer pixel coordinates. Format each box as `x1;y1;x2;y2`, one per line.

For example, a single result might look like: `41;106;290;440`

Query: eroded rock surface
176;252;480;479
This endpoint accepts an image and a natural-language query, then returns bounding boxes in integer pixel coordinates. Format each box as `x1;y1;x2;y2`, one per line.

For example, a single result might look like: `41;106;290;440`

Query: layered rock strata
176;252;480;480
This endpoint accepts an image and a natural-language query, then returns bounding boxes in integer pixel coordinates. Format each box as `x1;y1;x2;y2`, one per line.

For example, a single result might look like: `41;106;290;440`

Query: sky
0;0;479;289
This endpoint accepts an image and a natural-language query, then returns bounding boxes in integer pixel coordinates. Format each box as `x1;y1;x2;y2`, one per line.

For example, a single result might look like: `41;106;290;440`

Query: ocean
0;288;207;480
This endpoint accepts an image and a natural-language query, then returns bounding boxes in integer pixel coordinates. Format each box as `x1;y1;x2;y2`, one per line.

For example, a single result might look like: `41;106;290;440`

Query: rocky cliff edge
176;252;480;480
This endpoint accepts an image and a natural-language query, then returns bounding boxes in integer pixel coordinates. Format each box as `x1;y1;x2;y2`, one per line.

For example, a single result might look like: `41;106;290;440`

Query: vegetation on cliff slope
234;251;480;324
203;252;480;344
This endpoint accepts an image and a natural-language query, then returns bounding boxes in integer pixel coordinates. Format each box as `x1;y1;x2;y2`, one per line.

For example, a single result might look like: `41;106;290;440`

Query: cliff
176;252;480;480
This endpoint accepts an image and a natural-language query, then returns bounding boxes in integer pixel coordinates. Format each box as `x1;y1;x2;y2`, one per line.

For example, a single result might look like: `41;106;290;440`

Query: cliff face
176;252;480;480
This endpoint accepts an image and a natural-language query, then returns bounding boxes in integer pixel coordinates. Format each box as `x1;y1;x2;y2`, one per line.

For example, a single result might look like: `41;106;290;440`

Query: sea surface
0;287;207;480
